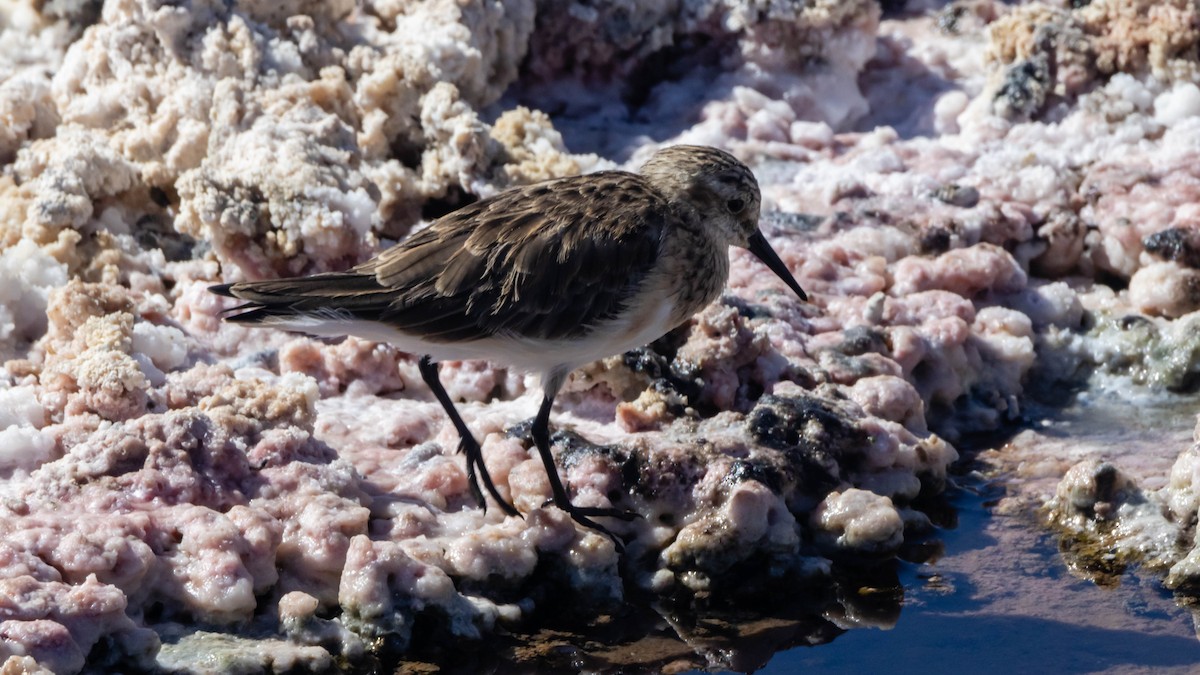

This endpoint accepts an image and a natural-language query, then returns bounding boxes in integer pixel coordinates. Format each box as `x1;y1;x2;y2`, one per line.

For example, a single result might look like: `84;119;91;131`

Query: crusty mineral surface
2;0;1199;671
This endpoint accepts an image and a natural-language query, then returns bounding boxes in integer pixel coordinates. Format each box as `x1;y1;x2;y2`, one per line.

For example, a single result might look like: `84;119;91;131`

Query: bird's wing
211;272;399;324
362;172;669;343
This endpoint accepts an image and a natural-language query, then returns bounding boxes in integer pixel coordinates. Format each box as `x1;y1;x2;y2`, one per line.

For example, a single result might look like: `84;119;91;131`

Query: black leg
530;393;638;550
417;356;520;517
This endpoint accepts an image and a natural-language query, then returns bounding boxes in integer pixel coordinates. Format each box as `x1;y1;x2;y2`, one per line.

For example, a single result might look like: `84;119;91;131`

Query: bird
210;144;808;548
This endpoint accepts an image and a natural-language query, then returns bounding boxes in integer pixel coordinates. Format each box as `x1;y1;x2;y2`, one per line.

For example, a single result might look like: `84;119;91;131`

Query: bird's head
641;145;807;302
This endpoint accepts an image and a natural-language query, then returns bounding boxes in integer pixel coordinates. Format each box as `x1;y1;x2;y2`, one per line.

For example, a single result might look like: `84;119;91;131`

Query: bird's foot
544;499;639;521
459;437;521;518
544;498;641;552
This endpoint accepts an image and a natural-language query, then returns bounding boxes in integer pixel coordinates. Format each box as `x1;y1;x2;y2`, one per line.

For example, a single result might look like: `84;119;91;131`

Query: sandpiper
210;144;808;546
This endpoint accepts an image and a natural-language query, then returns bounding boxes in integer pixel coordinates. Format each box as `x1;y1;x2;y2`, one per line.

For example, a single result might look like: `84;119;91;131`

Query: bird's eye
726;198;745;214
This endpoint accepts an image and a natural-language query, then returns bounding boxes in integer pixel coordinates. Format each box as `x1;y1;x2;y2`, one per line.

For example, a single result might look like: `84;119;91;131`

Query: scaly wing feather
217;171;669;343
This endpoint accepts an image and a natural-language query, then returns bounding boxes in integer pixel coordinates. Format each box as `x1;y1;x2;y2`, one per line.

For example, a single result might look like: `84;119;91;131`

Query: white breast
262;286;683;380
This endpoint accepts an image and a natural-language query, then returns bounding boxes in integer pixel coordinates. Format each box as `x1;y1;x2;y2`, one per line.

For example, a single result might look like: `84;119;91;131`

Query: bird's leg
530;391;639;549
417;356;520;517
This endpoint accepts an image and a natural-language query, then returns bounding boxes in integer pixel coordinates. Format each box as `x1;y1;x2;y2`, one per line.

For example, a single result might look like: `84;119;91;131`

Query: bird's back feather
214;171;672;344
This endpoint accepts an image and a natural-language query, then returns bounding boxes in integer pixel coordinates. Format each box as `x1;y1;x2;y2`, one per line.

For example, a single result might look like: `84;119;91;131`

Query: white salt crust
1;0;1199;671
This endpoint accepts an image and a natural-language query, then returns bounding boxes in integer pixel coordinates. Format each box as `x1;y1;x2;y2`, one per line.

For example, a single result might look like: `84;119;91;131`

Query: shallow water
760;485;1200;674
757;388;1200;675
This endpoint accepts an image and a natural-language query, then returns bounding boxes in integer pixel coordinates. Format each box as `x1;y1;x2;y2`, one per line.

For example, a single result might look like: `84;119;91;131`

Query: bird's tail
210;274;392;325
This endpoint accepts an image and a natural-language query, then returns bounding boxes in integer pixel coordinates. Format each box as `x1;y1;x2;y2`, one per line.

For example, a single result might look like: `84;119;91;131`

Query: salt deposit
1;0;1199;671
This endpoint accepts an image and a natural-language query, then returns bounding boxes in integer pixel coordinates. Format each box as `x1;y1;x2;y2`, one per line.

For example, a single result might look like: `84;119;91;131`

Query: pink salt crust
1;0;1199;671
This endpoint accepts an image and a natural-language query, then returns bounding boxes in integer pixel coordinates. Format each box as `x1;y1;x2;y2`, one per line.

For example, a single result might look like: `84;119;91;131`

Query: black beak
747;231;808;302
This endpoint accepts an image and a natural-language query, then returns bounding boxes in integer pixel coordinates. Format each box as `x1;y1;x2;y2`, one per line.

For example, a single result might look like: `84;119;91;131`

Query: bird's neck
660;226;730;324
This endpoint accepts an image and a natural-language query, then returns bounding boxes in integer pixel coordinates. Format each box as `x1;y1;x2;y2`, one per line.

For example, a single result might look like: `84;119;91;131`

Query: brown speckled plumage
211;145;807;549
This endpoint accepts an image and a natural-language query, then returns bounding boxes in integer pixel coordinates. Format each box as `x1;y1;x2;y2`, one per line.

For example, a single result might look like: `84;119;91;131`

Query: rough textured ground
1;0;1199;672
